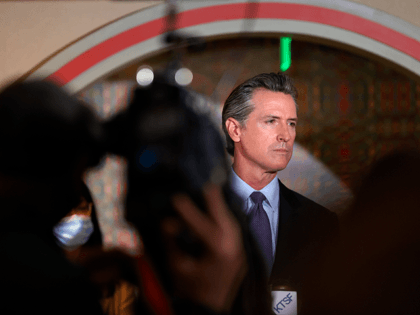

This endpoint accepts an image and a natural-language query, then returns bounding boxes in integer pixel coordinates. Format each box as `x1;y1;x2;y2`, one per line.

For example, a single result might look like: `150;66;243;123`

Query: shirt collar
230;168;279;207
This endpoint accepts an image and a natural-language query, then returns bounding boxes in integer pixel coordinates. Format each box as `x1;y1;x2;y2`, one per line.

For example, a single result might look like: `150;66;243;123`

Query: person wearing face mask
0;80;106;315
0;80;145;315
53;180;140;315
53;181;100;260
54;200;94;249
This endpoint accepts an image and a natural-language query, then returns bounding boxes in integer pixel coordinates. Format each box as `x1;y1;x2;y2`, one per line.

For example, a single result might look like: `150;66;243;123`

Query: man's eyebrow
262;115;298;121
262;115;280;119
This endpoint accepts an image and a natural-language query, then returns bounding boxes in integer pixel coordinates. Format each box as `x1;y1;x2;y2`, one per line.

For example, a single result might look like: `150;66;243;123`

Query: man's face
236;88;297;174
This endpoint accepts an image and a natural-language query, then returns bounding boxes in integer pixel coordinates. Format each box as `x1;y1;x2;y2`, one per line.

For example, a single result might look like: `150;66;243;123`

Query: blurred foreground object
104;72;231;293
0;80;106;315
302;149;420;315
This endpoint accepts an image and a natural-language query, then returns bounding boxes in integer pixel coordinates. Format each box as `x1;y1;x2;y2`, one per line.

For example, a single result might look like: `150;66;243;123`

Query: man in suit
222;72;339;295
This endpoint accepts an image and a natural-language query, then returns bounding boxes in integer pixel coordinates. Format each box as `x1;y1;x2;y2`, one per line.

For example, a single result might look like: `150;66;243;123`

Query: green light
280;37;292;72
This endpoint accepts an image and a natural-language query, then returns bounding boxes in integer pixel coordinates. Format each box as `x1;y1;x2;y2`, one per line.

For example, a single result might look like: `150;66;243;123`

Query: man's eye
266;119;275;124
288;122;296;127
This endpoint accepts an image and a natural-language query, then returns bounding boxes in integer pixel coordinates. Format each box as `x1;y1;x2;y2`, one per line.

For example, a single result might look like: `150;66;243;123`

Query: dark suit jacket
269;180;339;292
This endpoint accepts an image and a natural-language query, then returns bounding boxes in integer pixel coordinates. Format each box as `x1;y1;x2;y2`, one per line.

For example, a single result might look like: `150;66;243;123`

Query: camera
103;70;232;293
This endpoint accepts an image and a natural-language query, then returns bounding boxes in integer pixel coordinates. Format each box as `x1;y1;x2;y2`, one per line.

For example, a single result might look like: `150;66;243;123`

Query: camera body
104;72;230;292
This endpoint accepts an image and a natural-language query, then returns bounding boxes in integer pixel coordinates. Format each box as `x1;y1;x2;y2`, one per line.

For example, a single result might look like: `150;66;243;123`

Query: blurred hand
162;183;247;313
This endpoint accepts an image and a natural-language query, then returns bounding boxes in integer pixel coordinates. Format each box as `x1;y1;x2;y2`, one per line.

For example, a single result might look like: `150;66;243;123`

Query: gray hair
221;72;298;156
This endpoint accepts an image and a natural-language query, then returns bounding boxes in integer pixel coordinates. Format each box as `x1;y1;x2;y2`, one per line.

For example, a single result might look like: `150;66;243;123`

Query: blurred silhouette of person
0;80;105;315
300;148;420;315
53;181;102;260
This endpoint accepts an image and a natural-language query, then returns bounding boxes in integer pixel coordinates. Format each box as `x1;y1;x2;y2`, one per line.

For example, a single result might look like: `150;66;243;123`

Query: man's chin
265;164;288;174
270;158;291;172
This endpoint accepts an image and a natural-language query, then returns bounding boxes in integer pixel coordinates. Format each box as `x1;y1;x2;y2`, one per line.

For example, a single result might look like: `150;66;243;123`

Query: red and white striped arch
27;0;420;92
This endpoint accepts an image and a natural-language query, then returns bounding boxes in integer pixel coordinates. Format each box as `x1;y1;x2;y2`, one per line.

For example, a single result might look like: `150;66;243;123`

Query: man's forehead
250;89;297;113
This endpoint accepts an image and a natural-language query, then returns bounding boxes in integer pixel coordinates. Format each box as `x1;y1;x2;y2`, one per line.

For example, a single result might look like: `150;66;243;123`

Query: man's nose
277;124;291;142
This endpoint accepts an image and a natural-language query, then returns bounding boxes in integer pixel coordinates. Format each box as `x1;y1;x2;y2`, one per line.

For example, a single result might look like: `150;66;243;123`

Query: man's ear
225;118;242;143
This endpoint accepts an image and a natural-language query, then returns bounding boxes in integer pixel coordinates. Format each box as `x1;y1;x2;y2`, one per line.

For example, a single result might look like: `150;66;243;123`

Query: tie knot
250;191;265;205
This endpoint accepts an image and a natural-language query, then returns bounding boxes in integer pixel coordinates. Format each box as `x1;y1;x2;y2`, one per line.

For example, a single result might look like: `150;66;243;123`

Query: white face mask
53;214;94;249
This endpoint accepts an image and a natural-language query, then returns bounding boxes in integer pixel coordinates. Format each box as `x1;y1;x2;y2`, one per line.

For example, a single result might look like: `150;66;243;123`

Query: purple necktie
248;191;273;273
